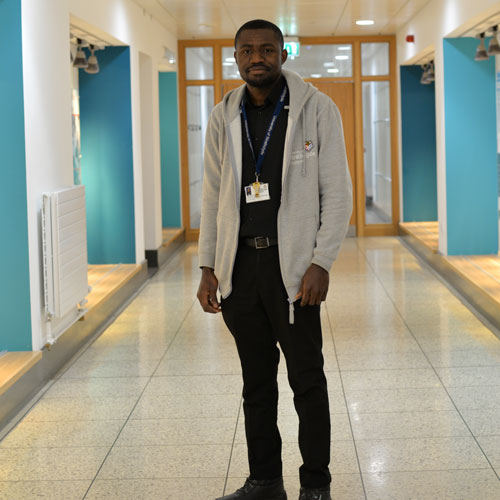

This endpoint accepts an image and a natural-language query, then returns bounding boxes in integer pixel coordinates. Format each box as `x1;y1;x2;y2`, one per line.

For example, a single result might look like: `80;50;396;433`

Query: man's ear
281;49;288;64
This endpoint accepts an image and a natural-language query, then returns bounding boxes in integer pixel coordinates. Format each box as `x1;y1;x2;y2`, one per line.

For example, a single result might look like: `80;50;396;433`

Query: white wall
22;0;177;350
396;0;500;255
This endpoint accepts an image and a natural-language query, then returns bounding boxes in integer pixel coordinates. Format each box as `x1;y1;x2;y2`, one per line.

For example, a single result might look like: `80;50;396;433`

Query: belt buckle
254;236;270;249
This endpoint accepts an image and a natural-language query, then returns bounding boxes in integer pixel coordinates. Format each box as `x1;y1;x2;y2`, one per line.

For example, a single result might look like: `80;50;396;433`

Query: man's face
234;29;287;88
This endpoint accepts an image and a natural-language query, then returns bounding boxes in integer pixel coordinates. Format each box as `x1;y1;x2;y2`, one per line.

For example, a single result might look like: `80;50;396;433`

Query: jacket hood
221;69;319;124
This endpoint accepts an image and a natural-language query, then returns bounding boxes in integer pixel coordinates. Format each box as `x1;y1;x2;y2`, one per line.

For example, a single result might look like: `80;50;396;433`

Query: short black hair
234;19;284;50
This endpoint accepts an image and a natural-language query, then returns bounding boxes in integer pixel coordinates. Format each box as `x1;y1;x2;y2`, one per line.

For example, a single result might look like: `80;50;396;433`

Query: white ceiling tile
133;0;440;38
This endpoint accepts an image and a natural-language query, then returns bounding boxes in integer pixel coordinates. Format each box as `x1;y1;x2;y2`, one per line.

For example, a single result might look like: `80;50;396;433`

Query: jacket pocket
281;214;318;289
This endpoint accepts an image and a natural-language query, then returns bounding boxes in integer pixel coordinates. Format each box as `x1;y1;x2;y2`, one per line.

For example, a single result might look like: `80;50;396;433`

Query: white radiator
42;186;89;344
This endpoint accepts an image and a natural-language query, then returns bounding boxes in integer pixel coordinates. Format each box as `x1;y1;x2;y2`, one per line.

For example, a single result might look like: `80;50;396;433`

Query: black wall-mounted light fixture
487;25;500;56
475;33;489;61
73;38;88;68
420;61;435;85
85;45;99;74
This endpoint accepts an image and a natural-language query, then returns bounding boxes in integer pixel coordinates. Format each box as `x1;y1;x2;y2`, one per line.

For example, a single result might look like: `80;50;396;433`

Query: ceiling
132;0;433;39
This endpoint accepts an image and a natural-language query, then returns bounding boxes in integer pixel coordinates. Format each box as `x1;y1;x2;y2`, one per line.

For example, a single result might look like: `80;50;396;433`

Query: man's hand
197;267;221;313
295;264;329;306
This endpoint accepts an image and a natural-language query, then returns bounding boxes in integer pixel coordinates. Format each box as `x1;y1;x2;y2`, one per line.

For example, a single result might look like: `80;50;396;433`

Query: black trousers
221;244;331;489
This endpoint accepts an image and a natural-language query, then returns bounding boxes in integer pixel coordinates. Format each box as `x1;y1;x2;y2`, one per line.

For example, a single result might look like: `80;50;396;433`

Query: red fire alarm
406;35;415;43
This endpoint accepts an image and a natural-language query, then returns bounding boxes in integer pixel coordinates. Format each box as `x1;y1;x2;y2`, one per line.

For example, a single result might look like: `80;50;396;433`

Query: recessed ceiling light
225;57;235;62
327;68;340;73
310;73;322;78
323;62;335;67
223;62;233;66
356;19;374;26
335;55;349;60
338;46;351;51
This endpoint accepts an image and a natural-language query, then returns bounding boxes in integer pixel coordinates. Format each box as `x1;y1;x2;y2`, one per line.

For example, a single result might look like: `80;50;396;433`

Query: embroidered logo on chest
304;140;314;152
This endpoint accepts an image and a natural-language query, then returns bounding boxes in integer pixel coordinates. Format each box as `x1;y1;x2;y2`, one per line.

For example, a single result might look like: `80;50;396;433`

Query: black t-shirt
239;75;289;238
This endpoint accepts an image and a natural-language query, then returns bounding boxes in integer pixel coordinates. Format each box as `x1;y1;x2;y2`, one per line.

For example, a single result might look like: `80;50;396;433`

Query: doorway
179;36;399;238
307;81;356;229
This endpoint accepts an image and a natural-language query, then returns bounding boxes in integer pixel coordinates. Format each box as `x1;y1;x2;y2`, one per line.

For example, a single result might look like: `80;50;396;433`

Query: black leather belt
242;237;278;249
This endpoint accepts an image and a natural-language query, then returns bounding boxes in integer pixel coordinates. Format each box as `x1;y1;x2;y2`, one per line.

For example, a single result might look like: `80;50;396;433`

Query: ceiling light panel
335;0;431;35
135;0;436;38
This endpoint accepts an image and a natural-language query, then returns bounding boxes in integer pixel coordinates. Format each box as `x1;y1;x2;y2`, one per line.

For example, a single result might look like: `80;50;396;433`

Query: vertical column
159;72;181;228
140;52;163;251
443;38;498;255
80;46;136;264
400;65;438;221
0;0;32;351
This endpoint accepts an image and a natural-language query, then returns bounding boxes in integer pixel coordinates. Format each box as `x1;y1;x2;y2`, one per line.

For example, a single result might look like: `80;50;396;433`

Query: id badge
245;182;270;203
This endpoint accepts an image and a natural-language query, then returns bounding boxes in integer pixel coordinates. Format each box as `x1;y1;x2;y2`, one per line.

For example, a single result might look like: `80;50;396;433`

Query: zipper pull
288;299;295;324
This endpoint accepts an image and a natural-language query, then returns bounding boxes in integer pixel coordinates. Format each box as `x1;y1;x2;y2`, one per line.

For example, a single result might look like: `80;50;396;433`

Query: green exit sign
284;41;300;57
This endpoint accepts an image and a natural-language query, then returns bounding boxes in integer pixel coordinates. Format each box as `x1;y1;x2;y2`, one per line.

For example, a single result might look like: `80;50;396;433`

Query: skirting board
145;230;185;268
0;261;148;435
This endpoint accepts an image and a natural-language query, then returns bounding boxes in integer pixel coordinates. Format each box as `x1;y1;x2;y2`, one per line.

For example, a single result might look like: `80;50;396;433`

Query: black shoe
298;486;331;500
216;477;287;500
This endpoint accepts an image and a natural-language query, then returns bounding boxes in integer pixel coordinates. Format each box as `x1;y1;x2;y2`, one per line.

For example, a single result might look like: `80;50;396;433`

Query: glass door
178;36;399;239
359;42;398;234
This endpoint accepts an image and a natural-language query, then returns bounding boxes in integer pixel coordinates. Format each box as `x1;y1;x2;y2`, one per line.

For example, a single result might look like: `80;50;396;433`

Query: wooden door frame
178;35;399;240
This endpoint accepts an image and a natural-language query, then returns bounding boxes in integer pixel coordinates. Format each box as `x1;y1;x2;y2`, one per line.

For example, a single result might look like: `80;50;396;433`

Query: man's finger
200;293;210;311
203;297;220;313
300;289;310;307
209;292;221;311
309;290;320;306
198;289;218;313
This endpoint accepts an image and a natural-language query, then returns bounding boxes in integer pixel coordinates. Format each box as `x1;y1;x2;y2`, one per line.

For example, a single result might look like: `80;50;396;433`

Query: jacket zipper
288;298;295;324
279;115;299;325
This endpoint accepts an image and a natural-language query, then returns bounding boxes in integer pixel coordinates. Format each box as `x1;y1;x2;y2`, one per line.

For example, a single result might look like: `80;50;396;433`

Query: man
197;19;352;500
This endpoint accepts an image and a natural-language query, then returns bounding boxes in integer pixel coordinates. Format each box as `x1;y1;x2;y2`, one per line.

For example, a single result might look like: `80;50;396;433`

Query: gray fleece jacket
199;69;352;316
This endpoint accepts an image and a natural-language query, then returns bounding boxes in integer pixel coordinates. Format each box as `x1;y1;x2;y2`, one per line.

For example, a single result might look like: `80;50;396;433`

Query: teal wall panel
80;47;136;264
443;38;498;255
400;65;438;222
159;72;181;227
0;0;32;351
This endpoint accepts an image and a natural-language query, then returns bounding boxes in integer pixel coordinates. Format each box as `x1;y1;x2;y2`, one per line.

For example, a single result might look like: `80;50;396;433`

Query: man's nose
249;51;265;64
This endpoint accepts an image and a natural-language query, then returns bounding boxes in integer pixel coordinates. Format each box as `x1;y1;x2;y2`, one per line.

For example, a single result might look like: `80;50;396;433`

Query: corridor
1;237;500;499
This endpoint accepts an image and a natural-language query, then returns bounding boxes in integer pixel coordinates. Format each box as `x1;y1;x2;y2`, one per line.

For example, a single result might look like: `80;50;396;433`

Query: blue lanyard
240;84;288;181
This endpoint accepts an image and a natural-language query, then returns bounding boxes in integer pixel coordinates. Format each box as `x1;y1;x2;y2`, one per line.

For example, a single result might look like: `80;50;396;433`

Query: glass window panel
222;46;241;80
362;81;392;224
283;44;352;78
361;43;389;76
187;85;214;228
186;47;213;80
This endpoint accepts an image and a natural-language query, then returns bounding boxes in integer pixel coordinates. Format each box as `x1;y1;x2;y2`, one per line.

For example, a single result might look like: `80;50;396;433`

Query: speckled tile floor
1;238;500;499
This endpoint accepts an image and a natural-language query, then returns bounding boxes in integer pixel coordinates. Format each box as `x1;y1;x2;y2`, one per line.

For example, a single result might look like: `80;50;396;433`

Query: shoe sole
215;492;286;500
215;494;286;500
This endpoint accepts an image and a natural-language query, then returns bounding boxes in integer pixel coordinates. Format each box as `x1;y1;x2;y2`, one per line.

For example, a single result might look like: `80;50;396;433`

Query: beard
243;66;280;88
